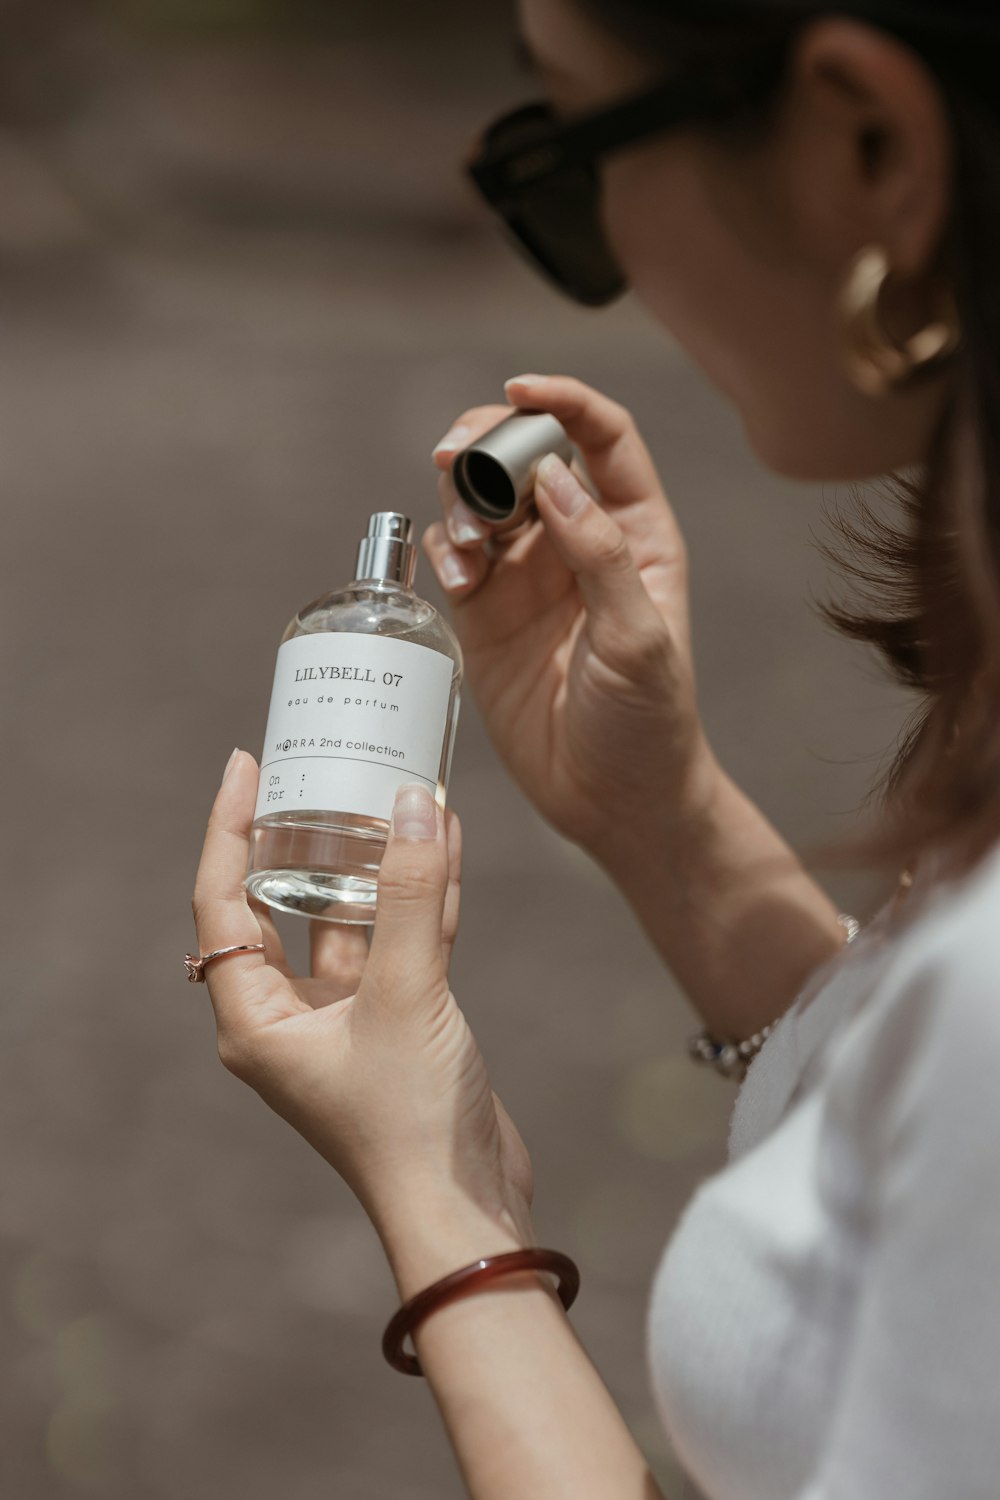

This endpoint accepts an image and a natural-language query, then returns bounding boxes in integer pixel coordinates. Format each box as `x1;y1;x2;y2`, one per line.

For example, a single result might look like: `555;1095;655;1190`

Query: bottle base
245;812;388;924
245;868;378;923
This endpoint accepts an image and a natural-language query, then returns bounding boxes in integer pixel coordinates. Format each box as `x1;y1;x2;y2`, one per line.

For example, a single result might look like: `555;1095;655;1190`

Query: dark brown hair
577;0;1000;878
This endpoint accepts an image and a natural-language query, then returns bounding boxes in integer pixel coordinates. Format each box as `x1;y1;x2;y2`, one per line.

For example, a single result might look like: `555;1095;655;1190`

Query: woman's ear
784;16;952;282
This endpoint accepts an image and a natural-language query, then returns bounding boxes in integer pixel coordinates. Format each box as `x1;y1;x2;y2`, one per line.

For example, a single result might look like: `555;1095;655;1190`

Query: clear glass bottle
244;512;462;924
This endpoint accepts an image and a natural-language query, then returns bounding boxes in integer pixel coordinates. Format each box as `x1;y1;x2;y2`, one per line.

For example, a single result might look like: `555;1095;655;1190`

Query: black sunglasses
464;46;792;307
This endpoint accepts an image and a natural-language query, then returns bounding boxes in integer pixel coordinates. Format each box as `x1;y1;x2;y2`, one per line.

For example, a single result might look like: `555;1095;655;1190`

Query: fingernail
432;422;472;457
504;373;545;394
393;783;438;840
447;496;490;545
222;746;240;783
536;453;587;517
435;548;473;590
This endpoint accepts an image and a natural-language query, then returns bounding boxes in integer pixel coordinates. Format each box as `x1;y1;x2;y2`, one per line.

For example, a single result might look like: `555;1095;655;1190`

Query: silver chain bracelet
686;913;862;1082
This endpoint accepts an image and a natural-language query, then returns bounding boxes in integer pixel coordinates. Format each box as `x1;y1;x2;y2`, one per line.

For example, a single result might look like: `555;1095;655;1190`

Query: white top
646;837;1000;1500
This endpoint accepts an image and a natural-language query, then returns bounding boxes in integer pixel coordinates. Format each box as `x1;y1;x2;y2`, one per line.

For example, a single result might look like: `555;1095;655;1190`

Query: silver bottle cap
354;512;417;587
452;410;575;534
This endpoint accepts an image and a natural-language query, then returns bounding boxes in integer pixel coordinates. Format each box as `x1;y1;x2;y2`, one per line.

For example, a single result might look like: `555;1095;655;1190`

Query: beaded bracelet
686;912;862;1082
382;1248;581;1376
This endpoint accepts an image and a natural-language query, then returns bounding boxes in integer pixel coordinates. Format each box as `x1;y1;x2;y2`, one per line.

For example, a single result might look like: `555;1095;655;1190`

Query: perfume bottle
244;512;463;924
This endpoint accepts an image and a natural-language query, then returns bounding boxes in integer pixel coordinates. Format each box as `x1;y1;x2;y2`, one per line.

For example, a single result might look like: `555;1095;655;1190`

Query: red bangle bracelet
382;1247;581;1376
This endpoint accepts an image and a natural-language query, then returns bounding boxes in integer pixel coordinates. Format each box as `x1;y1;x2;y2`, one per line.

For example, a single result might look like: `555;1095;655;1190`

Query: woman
189;1;1000;1495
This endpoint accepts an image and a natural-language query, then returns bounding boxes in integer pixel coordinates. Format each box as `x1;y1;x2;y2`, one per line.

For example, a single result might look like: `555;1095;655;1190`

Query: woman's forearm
593;761;846;1042
374;1193;666;1500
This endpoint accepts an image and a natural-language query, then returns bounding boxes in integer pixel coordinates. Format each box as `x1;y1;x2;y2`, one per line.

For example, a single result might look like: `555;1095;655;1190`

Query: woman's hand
424;373;720;867
190;752;536;1284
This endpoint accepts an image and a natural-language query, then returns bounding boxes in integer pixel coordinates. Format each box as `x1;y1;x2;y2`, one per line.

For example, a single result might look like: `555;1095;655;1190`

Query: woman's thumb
363;783;449;1004
533;453;662;659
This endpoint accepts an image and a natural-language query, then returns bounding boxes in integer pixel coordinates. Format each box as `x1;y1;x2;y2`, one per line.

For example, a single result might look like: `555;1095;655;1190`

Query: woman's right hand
422;373;721;866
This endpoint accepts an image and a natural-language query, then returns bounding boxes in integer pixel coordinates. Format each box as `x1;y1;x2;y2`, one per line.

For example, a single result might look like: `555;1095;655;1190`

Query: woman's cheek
602;154;747;401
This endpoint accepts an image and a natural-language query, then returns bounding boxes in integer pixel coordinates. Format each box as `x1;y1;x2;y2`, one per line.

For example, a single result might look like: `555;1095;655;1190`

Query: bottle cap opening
452;410;574;531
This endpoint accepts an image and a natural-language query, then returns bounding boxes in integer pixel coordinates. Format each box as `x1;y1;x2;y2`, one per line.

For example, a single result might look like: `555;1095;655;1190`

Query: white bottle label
253;633;455;824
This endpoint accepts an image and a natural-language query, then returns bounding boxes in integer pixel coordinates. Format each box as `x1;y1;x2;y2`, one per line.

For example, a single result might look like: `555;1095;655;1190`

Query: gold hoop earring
838;244;962;398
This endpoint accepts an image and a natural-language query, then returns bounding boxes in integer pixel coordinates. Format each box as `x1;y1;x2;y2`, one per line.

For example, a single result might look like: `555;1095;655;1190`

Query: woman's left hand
189;750;536;1277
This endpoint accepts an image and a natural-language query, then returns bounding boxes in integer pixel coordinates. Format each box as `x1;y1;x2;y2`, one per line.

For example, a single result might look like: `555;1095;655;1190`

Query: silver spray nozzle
354;511;417;588
452;410;574;534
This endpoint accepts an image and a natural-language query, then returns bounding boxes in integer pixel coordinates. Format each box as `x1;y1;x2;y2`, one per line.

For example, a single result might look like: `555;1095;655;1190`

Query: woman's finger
440;807;462;974
309;918;371;996
438;468;495;553
531;452;666;662
362;784;450;1013
190;750;309;1040
247;894;294;977
421;516;492;601
503;373;668;520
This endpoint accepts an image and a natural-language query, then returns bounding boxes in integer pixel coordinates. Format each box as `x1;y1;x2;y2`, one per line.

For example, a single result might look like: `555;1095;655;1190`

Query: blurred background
1;1;912;1496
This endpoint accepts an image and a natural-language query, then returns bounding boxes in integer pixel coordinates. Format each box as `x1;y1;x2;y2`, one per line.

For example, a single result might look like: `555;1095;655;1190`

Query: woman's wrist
585;752;844;1040
584;732;726;880
371;1185;540;1303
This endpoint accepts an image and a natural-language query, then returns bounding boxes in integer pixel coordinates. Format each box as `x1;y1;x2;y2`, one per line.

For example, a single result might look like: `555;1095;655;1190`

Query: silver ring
184;943;266;984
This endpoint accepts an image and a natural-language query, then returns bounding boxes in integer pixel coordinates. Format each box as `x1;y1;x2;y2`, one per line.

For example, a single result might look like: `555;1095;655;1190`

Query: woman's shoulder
727;837;1000;1164
826;834;1000;1161
887;834;1000;1021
